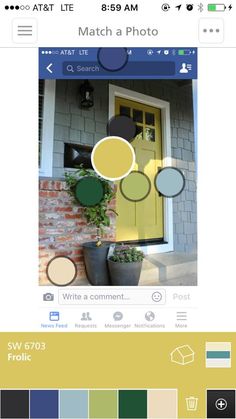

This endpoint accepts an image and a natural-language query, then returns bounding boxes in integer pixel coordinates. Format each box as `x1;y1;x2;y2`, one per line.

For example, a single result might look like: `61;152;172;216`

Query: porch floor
139;252;197;286
74;251;197;286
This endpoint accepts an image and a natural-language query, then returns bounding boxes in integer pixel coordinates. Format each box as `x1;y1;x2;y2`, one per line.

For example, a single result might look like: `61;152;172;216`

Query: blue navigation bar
39;48;198;80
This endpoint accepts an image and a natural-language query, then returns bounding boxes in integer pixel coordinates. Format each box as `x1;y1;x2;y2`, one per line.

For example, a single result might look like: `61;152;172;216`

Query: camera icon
186;4;194;11
43;293;54;302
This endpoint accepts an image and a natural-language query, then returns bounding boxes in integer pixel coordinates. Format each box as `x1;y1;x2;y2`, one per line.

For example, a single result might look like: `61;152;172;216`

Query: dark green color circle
75;177;104;207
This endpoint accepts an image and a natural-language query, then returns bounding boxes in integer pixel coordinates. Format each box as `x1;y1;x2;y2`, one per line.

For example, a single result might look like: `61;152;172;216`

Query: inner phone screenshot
0;1;236;418
38;47;198;330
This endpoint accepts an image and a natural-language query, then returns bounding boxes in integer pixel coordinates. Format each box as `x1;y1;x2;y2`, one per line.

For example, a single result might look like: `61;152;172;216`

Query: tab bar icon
206;342;231;368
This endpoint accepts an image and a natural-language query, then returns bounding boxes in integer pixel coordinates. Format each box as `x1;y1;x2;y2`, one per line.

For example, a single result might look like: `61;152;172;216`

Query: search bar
63;61;176;77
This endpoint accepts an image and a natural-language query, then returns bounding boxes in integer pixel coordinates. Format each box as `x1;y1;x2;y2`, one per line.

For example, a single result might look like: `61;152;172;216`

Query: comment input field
58;289;166;305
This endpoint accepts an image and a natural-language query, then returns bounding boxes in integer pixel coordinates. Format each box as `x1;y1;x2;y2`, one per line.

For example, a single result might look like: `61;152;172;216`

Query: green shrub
109;244;145;263
65;165;117;244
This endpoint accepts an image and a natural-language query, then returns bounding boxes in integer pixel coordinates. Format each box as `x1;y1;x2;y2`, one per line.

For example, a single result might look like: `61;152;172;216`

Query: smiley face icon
152;291;163;303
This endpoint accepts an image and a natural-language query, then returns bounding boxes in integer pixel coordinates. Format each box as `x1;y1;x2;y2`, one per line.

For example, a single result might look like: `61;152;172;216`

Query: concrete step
139;252;197;286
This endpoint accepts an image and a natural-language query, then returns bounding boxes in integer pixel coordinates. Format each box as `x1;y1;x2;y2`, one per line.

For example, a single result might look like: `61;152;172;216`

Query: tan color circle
91;136;135;181
46;256;77;286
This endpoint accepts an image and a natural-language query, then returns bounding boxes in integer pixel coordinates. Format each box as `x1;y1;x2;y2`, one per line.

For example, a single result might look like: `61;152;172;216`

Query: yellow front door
115;96;164;242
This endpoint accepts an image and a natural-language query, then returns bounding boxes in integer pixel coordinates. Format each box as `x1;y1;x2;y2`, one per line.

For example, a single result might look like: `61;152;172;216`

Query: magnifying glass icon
66;64;74;73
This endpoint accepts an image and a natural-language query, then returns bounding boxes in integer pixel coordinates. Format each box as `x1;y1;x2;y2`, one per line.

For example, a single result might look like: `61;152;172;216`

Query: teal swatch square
60;390;88;418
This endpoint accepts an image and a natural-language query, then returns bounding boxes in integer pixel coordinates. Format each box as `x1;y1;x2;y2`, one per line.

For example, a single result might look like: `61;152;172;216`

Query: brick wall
39;179;116;285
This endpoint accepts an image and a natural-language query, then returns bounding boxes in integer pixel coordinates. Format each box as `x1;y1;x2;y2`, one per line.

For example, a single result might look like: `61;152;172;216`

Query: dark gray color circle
107;115;137;142
155;167;185;197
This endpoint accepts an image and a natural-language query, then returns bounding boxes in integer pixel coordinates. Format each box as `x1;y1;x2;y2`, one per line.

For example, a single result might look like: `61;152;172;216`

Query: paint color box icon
89;390;117;418
206;342;231;368
60;390;88;418
119;390;147;418
30;390;58;418
148;390;178;419
1;390;29;418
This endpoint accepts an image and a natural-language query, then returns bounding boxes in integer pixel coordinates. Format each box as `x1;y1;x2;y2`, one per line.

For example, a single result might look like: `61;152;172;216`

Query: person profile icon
81;312;92;321
179;63;189;73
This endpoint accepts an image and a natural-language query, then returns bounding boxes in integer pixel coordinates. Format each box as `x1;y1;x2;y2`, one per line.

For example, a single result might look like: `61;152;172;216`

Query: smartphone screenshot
38;46;198;330
0;1;235;418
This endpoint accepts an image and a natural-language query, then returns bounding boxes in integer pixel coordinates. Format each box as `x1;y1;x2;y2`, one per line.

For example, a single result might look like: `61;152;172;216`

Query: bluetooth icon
198;3;204;12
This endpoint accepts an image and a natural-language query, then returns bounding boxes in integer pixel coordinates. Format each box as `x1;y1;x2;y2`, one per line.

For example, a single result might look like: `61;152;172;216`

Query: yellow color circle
120;171;151;202
91;136;135;180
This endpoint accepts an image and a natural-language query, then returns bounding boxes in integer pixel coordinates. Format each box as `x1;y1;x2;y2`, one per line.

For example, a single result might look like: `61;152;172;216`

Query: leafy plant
109;244;145;263
65;165;117;245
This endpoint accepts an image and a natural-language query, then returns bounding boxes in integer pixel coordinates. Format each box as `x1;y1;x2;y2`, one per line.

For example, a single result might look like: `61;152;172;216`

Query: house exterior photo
39;78;197;286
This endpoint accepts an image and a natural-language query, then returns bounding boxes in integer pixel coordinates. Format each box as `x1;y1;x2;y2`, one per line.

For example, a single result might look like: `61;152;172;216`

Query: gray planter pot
108;260;142;286
82;242;111;286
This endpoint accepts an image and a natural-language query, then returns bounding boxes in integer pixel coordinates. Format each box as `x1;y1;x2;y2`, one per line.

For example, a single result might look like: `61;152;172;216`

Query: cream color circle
47;256;77;286
91;136;135;181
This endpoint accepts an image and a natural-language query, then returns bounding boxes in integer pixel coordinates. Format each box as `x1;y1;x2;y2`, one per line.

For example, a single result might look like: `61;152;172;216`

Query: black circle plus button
207;390;235;418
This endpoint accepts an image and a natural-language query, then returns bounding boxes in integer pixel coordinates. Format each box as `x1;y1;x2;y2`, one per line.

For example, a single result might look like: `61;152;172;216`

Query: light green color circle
120;171;151;202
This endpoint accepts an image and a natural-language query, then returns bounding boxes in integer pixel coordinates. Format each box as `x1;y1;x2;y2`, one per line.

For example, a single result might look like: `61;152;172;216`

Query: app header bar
39;47;198;79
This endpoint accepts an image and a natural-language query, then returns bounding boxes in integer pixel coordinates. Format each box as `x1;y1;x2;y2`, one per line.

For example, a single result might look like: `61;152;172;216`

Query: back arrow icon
46;63;53;74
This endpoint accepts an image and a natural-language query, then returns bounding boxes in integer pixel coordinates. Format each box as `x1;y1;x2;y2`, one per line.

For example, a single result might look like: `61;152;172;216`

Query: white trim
109;84;173;254
192;79;198;178
39;79;56;177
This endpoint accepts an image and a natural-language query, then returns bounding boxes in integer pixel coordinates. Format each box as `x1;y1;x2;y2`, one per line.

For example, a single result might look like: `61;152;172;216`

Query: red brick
55;250;73;257
39;180;47;190
39;191;49;198
39;253;49;259
72;249;83;256
73;256;84;263
49;191;59;197
39;221;54;227
55;181;64;190
65;214;80;219
75;221;86;226
56;235;74;242
55;207;73;212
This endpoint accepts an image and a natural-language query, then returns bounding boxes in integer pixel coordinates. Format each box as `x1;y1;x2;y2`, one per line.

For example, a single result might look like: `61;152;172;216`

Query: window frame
39;79;56;177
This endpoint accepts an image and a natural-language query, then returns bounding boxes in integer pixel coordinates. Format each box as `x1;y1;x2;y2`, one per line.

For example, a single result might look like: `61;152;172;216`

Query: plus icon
207;390;235;418
215;398;227;411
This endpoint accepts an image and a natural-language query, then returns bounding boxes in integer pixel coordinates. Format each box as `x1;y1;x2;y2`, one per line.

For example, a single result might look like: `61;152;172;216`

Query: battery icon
208;4;226;11
178;49;191;56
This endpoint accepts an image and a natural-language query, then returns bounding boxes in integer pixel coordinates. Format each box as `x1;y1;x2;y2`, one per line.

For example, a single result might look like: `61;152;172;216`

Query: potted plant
108;244;145;286
65;165;117;286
